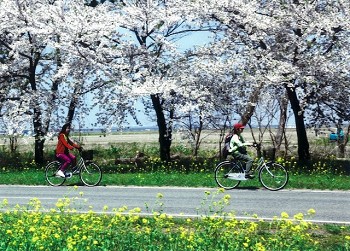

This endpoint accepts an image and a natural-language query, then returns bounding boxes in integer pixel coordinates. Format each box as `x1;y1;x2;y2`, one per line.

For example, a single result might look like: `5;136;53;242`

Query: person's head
233;123;245;134
60;123;71;134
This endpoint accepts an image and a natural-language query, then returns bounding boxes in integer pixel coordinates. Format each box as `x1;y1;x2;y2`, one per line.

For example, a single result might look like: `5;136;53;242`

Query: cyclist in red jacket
55;123;81;178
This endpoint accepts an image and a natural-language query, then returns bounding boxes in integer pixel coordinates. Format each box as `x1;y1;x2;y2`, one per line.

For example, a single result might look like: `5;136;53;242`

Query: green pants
232;152;253;173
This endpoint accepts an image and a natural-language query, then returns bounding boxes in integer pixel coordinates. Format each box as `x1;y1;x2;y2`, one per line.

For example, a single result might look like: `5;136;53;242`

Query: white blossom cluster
0;0;349;143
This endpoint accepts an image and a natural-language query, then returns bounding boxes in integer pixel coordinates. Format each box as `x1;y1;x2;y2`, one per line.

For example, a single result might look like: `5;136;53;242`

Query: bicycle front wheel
45;161;66;186
259;162;288;191
214;161;243;190
80;162;102;187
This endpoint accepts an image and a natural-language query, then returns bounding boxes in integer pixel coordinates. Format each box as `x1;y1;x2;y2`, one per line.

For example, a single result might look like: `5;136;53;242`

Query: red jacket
56;133;79;154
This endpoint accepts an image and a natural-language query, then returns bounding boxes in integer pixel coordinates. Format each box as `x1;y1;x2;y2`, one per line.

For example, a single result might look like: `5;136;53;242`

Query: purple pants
56;153;76;171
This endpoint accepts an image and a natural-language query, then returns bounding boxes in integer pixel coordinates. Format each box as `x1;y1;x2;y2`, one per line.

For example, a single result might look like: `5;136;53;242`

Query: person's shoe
55;170;65;178
65;172;72;178
245;171;255;179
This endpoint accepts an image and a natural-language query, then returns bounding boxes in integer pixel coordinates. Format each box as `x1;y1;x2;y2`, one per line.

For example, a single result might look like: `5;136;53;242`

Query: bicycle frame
45;150;102;187
255;156;270;172
227;156;271;180
215;146;289;190
73;153;85;174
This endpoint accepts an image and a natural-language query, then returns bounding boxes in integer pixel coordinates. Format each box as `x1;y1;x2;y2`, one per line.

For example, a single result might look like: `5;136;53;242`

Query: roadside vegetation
1;187;350;251
0;143;350;250
0;142;349;190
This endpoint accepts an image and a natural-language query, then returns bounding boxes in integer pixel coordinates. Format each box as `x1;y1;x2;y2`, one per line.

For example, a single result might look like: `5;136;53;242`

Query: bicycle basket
82;150;93;160
262;147;276;161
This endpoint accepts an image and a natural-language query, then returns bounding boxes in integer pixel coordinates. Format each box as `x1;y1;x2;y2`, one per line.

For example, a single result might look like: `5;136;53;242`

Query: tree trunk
193;114;203;157
240;83;263;125
66;85;80;123
34;136;45;165
337;123;348;158
285;84;310;161
275;91;288;155
29;48;60;165
33;105;45;165
151;94;172;161
29;54;46;165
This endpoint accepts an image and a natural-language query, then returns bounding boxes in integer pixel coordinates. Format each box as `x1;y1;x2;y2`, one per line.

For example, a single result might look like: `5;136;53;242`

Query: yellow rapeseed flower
56;200;64;209
281;212;289;219
224;194;231;201
293;213;304;220
118;206;128;212
307;208;316;215
255;242;266;251
292;225;301;232
131;207;141;213
249;222;258;232
2;198;8;206
32;236;39;243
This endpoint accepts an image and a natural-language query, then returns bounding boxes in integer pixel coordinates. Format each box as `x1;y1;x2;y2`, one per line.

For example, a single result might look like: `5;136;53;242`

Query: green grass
0;168;350;190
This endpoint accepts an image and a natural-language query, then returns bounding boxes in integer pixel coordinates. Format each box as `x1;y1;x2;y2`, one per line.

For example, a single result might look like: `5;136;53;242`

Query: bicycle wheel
45;161;66;186
214;160;244;190
80;162;102;187
259;162;288;191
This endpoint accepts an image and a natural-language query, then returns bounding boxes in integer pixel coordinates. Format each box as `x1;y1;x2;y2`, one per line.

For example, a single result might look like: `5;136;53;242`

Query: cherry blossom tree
0;0;119;163
1;0;349;164
199;0;350;160
0;0;62;162
168;37;256;156
96;0;219;161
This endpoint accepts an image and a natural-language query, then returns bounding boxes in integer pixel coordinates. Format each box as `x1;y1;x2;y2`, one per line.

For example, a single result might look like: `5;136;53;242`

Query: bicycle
45;149;102;187
214;146;289;191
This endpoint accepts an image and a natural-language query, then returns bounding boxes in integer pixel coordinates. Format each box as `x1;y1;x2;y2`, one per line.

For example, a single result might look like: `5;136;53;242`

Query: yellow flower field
0;189;349;251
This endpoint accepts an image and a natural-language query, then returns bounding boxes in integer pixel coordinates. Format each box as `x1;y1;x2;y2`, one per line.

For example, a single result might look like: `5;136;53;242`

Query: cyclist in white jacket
229;123;254;179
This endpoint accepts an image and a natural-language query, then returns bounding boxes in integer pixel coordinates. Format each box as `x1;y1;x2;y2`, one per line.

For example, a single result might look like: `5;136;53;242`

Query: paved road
0;185;349;224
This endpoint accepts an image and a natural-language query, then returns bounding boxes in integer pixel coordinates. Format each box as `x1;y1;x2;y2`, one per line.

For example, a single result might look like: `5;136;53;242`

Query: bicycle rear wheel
214;161;243;190
80;162;102;187
259;162;288;191
45;161;66;186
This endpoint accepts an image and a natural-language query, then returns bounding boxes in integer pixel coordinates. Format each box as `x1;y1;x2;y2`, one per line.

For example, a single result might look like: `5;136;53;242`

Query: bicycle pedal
65;172;73;178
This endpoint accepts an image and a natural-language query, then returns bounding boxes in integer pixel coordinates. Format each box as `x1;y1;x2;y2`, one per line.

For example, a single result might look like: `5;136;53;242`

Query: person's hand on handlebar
252;142;259;147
